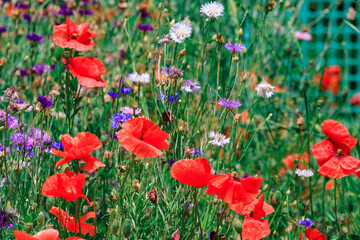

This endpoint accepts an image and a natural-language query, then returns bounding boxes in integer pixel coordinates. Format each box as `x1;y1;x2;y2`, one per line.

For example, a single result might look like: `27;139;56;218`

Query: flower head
14;229;63;240
218;99;241;109
128;72;150;84
0;210;15;229
120;87;131;95
295;31;312;41
109;112;132;129
0;110;19;128
180;79;200;93
224;42;245;52
295;169;314;177
298;219;314;228
108;91;119;98
208;131;230;147
138;24;153;32
200;1;224;19
37;95;53;109
27;33;43;43
255;80;275;98
158;34;172;45
170;22;192;43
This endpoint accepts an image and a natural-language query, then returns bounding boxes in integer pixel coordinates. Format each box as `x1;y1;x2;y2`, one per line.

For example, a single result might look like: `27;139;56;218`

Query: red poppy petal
240;177;263;204
116;129;163;158
14;231;37;240
33;229;60;240
80;212;96;222
53;23;67;33
52;149;67;158
72;132;101;157
53;31;69;49
55;157;73;169
241;217;271;240
49;207;69;227
321;120;357;150
89;57;105;75
170;158;215;188
81;155;105;172
76;76;107;88
318;157;354;178
311;139;334;166
340;155;360;170
61;134;74;153
79;222;95;236
73;40;95;51
305;228;326;240
66;238;86;240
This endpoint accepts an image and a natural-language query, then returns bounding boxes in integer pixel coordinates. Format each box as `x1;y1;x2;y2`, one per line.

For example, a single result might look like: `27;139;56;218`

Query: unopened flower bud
25;223;33;233
37;212;45;225
233;218;242;233
111;219;120;235
46;197;55;211
122;219;132;238
272;190;282;205
238;28;243;37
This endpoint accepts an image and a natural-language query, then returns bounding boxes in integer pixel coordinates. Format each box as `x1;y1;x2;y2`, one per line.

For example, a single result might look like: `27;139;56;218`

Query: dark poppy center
232;176;241;181
71;33;78;39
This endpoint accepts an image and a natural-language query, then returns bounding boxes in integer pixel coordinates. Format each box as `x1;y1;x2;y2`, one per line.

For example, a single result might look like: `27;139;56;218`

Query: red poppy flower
206;174;262;204
301;228;326;240
63;57;107;88
282;153;309;170
14;229;60;240
49;207;95;236
42;172;91;205
229;194;274;216
52;132;105;172
170;158;215;188
240;195;274;240
116;118;169;158
311;120;360;178
350;92;360;106
53;17;96;51
316;65;341;95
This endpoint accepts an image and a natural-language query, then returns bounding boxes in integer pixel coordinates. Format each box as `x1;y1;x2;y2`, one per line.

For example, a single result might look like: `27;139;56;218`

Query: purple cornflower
218;99;241;109
37;96;53;109
138;24;153;32
17;69;29;77
189;147;204;157
158;34;172;45
79;9;93;16
0;210;16;229
58;4;73;16
0;110;19;129
161;66;184;79
14;2;28;9
298;219;313;228
181;79;201;93
109;113;131;129
108;91;119;98
52;141;64;150
120;87;131;95
32;64;48;76
224;42;245;53
23;13;32;22
241;173;249;179
168;159;174;167
27;33;44;43
0;26;7;33
169;93;180;103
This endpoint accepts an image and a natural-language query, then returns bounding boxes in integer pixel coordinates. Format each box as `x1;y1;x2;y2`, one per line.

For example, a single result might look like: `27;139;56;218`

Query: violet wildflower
218;99;241;109
120;87;131;95
189;147;204;157
298;219;313;228
169;93;180;103
0;210;16;229
161;66;184;79
138;24;153;32
224;42;245;53
0;110;19;129
108;91;119;99
52;141;64;150
158;34;172;45
181;79;200;93
158;91;166;101
58;4;73;16
0;177;6;187
37;95;53;109
32;64;48;76
0;26;7;33
109;113;132;129
27;33;44;43
168;159;174;166
23;13;32;22
79;9;93;16
14;2;28;9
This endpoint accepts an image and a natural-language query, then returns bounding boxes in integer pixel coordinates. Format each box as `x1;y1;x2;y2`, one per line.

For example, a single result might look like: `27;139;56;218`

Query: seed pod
83;205;89;215
122;219;132;238
25;222;33;233
341;226;348;234
37;212;45;225
111;219;120;235
233;218;242;234
46;197;55;211
272;190;282;205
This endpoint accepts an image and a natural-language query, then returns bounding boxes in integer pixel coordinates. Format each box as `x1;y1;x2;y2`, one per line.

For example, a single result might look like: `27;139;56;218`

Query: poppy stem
214;202;227;239
322;178;326;232
93;170;101;240
119;156;136;192
193;188;204;239
334;179;339;233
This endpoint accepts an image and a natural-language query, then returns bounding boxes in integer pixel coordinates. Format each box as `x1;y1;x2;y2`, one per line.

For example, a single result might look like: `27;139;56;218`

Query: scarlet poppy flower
49;207;95;236
229;194;274;216
52;132;105;172
282;153;310;170
63;57;107;88
170;158;215;188
240;194;274;240
206;174;262;204
53;17;96;51
42;172;91;205
300;228;326;240
316;65;341;95
311;120;360;178
325;179;335;191
116;118;169;158
14;229;60;240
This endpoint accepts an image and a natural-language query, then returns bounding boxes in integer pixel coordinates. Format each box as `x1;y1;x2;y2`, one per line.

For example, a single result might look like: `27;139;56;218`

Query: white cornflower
169;22;192;43
208;131;230;147
128;72;151;84
255;80;275;98
295;169;314;177
200;1;224;19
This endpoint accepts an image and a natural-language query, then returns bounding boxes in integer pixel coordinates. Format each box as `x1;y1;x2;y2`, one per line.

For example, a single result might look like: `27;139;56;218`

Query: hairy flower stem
93;170;101;240
193;189;203;239
65;50;73;134
119;155;136;192
334;179;339;233
214;202;227;239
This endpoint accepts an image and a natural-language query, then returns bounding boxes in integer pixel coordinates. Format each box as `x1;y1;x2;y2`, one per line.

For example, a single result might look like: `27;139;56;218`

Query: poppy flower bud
111;219;120;235
134;180;141;192
272;190;281;205
37;212;45;225
122;219;132;238
83;205;89;215
25;222;33;233
148;187;157;204
262;184;268;191
45;197;55;210
101;134;109;146
179;49;186;58
339;214;346;222
233;218;242;234
282;201;287;207
341;226;348;234
94;108;100;120
290;200;297;208
238;28;243;37
326;226;333;234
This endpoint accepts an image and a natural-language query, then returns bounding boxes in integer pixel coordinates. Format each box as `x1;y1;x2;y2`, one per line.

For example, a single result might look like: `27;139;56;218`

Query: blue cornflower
168;159;174;167
109;113;131;129
52;141;64;150
27;33;44;43
79;9;93;16
120;87;131;95
138;24;153;32
0;26;7;33
32;64;48;76
169;92;180;103
108;91;119;98
158;91;166;101
298;219;313;228
37;96;53;109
